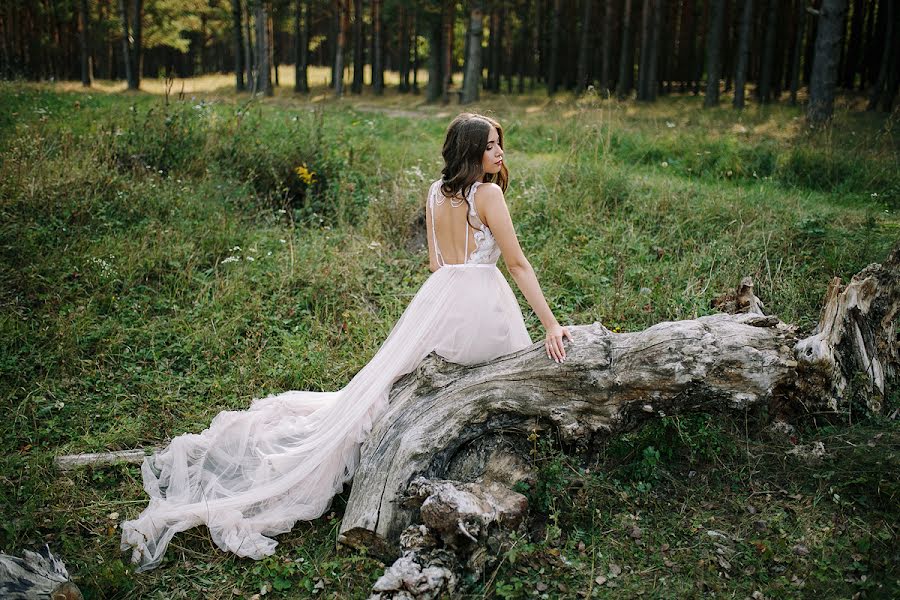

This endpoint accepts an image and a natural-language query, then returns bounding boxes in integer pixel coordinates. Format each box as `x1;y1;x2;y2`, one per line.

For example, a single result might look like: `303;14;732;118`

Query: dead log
0;545;82;600
339;247;899;557
370;478;527;600
53;448;161;471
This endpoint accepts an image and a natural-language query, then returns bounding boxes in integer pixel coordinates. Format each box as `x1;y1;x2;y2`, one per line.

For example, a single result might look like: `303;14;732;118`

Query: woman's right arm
425;188;440;273
476;183;572;362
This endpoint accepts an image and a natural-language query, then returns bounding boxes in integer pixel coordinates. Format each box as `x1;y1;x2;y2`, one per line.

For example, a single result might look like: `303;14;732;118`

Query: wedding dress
121;179;533;571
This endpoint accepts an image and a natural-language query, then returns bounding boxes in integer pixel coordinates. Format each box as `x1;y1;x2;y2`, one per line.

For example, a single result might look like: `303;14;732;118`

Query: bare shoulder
474;182;506;205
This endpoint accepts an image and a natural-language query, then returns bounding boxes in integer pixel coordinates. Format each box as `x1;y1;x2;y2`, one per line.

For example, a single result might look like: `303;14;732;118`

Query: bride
121;112;573;572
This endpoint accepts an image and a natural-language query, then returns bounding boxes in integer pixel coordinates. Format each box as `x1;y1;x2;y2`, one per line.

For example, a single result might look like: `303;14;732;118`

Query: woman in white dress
121;112;572;572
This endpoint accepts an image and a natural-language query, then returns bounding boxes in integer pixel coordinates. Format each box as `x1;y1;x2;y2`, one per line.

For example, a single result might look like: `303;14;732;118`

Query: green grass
0;80;898;598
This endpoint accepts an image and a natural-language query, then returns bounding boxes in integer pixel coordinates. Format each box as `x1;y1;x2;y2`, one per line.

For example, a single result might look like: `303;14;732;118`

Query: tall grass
1;81;897;598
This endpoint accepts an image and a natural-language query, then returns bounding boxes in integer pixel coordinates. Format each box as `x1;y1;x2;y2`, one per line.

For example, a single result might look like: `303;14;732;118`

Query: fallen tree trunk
339;246;899;557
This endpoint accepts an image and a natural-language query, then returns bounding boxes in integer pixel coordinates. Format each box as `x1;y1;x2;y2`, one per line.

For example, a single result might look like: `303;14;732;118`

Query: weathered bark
339;248;899;555
0;545;82;600
55;447;160;471
461;3;483;104
733;0;753;109
369;478;528;599
808;0;849;125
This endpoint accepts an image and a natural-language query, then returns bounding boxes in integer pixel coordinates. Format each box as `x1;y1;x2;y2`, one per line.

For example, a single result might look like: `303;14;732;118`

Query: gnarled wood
340;247;899;557
796;246;899;413
339;312;800;554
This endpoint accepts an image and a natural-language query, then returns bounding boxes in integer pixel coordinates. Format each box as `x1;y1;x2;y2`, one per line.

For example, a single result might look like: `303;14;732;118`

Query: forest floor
1;76;899;599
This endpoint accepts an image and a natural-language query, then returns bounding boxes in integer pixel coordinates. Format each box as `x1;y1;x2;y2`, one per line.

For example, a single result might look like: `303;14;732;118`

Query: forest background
1;0;899;599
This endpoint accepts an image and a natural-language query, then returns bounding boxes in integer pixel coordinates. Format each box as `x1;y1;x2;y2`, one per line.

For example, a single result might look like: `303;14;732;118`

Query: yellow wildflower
294;164;317;185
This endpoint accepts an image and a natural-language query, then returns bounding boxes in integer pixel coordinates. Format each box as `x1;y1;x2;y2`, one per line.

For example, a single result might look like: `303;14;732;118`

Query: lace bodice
429;179;501;266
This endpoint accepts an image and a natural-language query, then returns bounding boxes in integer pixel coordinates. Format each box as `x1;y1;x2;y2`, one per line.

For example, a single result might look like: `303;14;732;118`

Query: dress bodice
429;179;501;267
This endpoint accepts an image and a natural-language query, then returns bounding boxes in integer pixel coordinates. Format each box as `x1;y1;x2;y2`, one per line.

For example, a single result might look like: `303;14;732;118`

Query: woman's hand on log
545;324;573;363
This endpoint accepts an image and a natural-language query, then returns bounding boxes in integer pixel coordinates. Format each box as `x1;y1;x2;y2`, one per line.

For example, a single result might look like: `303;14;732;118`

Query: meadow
1;74;898;598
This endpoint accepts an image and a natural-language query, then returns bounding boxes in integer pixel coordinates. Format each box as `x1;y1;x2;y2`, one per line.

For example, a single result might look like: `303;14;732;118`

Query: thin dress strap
429;181;445;267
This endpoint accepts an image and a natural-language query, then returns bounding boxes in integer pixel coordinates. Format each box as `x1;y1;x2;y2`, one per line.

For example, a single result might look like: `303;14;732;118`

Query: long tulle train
120;264;532;571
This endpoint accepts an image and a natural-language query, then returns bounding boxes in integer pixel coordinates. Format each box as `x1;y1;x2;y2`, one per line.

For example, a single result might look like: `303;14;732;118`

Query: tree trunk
412;6;420;93
373;0;384;94
334;0;348;97
788;0;805;105
441;0;454;103
131;0;142;87
703;0;725;107
339;248;900;555
601;0;613;95
269;9;277;86
254;1;272;96
616;0;634;99
78;0;91;86
638;0;651;100
426;8;443;102
859;0;878;91
352;0;363;94
733;0;753;108
576;0;593;93
547;0;561;95
294;0;308;93
648;0;662;100
758;0;778;103
244;0;254;91
808;0;848;125
842;0;864;88
117;0;132;86
866;0;896;111
231;0;245;91
399;5;410;92
462;3;483;104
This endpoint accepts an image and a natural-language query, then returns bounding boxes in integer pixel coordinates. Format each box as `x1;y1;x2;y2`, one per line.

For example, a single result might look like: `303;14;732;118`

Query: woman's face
481;126;504;175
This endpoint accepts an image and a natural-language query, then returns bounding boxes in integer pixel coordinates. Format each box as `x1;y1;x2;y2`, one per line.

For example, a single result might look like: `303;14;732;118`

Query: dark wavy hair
439;113;509;229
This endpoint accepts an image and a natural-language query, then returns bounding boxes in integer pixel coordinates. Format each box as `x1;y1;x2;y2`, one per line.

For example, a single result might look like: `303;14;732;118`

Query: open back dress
121;178;533;571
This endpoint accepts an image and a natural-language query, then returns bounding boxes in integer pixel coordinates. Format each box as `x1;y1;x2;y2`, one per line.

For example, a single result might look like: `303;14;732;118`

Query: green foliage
1;84;898;599
605;414;740;488
110;101;207;176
